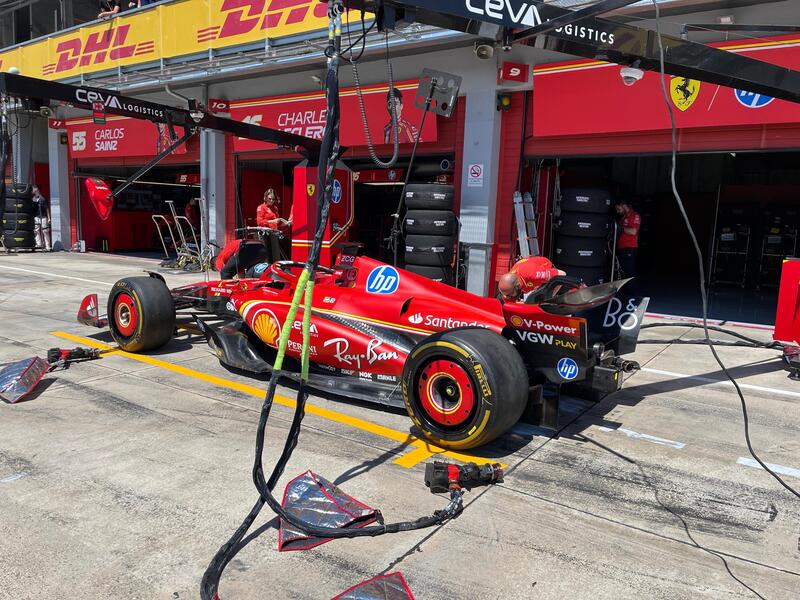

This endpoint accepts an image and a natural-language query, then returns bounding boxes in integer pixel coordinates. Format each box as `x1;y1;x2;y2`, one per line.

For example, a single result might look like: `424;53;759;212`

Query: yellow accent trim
247;299;435;336
534;60;606;73
230;83;418;109
51;331;494;468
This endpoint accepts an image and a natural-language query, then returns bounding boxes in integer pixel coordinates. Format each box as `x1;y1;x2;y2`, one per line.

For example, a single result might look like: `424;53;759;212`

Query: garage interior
545;151;800;325
73;165;201;255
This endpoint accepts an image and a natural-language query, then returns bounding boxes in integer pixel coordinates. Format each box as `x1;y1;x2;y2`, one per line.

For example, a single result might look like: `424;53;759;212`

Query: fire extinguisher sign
467;163;484;187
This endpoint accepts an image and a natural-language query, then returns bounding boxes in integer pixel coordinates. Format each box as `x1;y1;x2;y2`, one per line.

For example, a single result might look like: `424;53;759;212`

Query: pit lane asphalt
0;252;798;600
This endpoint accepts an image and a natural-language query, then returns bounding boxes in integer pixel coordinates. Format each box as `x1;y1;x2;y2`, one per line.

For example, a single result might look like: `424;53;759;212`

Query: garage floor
1;252;798;600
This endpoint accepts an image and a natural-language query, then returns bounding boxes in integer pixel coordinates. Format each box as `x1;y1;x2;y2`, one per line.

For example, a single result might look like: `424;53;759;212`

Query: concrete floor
0;251;798;600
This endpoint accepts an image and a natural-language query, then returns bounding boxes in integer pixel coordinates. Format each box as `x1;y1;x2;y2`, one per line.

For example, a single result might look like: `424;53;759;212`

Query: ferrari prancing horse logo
307;184;316;197
670;77;701;112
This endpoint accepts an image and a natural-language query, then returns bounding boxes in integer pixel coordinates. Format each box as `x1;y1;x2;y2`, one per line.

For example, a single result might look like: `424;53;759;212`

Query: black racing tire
2;212;35;231
402;328;528;450
405;264;455;285
4;197;34;213
405;184;455;210
554;235;607;268
1;230;36;248
107;277;176;352
404;210;457;236
559;188;611;214
555;212;609;238
405;234;455;267
4;184;33;199
562;266;608;286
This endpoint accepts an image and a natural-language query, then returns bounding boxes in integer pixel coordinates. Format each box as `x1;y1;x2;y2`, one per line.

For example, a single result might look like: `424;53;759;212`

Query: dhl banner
0;0;364;81
230;80;438;152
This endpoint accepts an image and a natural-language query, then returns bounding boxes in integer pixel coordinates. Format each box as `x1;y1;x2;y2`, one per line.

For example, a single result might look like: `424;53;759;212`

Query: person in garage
215;238;271;280
498;256;567;303
32;184;51;252
615;199;641;280
256;189;291;231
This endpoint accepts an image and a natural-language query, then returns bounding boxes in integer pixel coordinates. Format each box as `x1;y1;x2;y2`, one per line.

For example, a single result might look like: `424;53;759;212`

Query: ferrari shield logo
307;184;316;197
670;77;701;112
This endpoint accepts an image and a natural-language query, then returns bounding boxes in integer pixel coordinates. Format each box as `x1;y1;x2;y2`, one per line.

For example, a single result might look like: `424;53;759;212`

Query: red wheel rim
114;293;138;337
417;359;475;427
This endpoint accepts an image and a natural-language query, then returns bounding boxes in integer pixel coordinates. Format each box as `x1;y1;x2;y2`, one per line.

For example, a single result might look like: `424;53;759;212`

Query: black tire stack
2;185;37;250
404;184;457;285
554;188;611;285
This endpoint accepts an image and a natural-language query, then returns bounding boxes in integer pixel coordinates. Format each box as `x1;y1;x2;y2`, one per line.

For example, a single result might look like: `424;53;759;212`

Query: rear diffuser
0;357;49;403
279;471;379;552
332;572;415;600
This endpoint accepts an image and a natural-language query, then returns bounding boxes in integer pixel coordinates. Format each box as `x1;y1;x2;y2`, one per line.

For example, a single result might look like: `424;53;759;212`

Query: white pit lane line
598;426;686;450
640;367;800;400
737;457;800;479
0;264;113;287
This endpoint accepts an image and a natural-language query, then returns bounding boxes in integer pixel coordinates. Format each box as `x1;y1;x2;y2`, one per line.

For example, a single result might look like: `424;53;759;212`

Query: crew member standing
615;200;641;280
32;184;51;252
256;189;290;231
498;256;566;303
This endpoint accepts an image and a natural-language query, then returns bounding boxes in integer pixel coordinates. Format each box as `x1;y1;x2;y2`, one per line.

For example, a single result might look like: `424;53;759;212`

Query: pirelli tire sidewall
107;277;176;352
402;327;528;450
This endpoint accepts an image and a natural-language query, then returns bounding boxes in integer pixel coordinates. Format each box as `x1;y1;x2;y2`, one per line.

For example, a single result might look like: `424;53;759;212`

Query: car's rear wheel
402;328;528;450
107;277;175;352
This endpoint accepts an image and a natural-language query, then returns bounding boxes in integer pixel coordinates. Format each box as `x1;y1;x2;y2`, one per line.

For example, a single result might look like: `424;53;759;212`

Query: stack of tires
2;185;37;250
554;188;611;285
404;184;457;285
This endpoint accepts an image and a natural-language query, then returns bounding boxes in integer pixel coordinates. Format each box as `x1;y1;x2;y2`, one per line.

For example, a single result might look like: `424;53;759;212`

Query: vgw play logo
366;266;400;295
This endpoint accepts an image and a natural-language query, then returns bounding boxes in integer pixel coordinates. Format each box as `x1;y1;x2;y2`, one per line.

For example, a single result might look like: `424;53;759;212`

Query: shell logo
240;301;282;347
510;315;524;327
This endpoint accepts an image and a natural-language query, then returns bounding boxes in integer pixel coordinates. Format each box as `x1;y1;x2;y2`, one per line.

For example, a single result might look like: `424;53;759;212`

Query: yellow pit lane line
52;331;505;469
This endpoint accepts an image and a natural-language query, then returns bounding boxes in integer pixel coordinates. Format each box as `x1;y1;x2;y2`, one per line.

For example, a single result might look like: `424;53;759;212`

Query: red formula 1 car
78;251;646;450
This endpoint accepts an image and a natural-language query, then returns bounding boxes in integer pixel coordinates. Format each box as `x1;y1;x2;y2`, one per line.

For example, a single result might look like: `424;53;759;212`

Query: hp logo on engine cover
556;358;579;381
366;266;400;295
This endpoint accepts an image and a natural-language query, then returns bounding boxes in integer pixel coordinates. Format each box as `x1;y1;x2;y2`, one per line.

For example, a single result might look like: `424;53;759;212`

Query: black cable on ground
651;0;800;501
638;323;784;349
201;7;461;598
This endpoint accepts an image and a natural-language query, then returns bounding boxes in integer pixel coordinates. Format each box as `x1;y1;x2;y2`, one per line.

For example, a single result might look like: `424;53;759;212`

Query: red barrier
774;259;800;344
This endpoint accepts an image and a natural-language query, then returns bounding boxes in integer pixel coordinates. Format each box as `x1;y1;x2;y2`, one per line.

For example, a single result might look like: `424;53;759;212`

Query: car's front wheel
402;328;528;450
107;277;175;352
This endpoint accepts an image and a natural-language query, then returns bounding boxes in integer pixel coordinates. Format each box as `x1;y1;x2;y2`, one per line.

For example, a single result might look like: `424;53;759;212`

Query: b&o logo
366;266;400;295
734;89;774;109
556;357;579;381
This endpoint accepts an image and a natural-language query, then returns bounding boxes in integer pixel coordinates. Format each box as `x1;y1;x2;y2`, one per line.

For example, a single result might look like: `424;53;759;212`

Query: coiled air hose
351;32;400;168
201;6;462;598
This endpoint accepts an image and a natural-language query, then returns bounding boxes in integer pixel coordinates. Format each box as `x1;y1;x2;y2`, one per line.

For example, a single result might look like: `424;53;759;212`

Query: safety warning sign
467;163;484;187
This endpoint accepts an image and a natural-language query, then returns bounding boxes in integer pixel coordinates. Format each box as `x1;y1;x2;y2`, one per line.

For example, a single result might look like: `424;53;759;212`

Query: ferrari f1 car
78;250;646;450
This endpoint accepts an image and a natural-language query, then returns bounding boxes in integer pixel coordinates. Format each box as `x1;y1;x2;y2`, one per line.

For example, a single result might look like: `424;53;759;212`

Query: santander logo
408;313;423;325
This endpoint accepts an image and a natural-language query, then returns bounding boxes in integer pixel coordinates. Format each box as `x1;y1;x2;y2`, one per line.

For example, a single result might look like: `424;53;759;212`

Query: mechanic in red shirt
615;200;641;280
215;239;270;280
498;256;567;302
